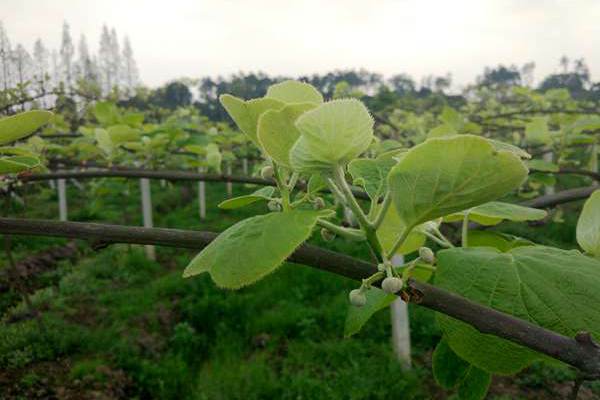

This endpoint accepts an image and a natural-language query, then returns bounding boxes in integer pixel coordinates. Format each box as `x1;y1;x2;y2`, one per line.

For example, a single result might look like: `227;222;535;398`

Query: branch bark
0;217;599;377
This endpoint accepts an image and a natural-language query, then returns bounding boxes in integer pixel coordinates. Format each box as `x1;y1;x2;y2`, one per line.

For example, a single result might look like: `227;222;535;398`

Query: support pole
226;163;233;198
140;178;155;260
57;178;67;221
390;254;411;369
198;167;206;220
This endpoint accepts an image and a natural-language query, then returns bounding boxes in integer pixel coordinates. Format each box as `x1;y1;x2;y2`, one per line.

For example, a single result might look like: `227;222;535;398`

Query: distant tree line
0;20;139;108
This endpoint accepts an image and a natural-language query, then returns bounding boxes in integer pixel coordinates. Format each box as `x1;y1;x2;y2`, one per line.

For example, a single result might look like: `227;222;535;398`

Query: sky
2;0;600;90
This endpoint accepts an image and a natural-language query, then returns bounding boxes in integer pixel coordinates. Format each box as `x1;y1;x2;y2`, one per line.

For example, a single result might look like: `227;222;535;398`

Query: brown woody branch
0;217;598;377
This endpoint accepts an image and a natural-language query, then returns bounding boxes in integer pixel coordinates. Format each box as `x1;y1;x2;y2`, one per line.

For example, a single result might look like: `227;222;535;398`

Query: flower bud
320;228;335;242
349;289;367;307
313;197;325;210
381;276;403;294
419;247;435;264
260;166;274;180
267;200;281;212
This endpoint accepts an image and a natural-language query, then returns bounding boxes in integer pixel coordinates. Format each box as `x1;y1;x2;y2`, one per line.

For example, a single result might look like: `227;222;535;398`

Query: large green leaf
444;201;547;226
388;135;528;229
257;102;317;167
348;157;396;201
265;80;323;104
0;110;53;145
289;99;374;173
183;210;325;288
577;190;600;256
432;339;470;389
219;95;284;146
466;231;533;252
457;367;491;400
344;288;396;337
218;187;275;210
435;246;600;374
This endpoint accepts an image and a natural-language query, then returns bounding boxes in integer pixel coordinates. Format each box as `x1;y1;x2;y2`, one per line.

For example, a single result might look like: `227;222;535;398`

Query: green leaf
107;125;140;145
440;107;464;131
0;110;53;145
388;135;528;230
487;139;531;159
257;102;317;167
0;156;40;174
525;117;551;145
289;99;374;173
307;174;327;195
94;101;120;126
348;157;396;200
183;210;324;288
427;124;457;138
457;367;491;400
435;246;600;374
220;94;284;146
577;190;600;256
466;231;533;252
344;288;396;337
432;339;470;389
527;159;559;172
377;205;426;256
94;128;113;157
265;80;323;104
444;201;547;226
218;187;276;210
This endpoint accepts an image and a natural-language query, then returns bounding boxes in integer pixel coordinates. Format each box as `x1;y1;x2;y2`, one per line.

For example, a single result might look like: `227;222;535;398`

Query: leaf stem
372;192;391;229
387;227;411;259
317;218;366;241
462;213;469;247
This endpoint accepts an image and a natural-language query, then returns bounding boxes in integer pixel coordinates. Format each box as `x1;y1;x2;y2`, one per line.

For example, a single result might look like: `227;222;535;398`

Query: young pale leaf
257;102;317;167
432;339;470;389
265;80;323;104
388;135;528;230
0;110;53;145
94;102;121;126
0;156;40;174
525;117;551;145
376;205;426;256
219;94;284;146
307;173;328;195
348;157;396;200
289;99;374;173
107;125;140;145
457;367;491;400
444;201;547;226
577;190;600;256
183;210;324;288
436;246;600;374
218;187;276;210
344;288;396;337
527;158;559;172
487;139;531;159
428;124;457;138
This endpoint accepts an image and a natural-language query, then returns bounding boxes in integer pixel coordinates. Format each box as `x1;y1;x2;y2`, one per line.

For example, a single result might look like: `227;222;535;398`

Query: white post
140;178;155;260
226;163;233;198
543;151;555;195
390;254;411;369
242;158;249;176
591;144;599;187
57;178;68;221
198;167;206;220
